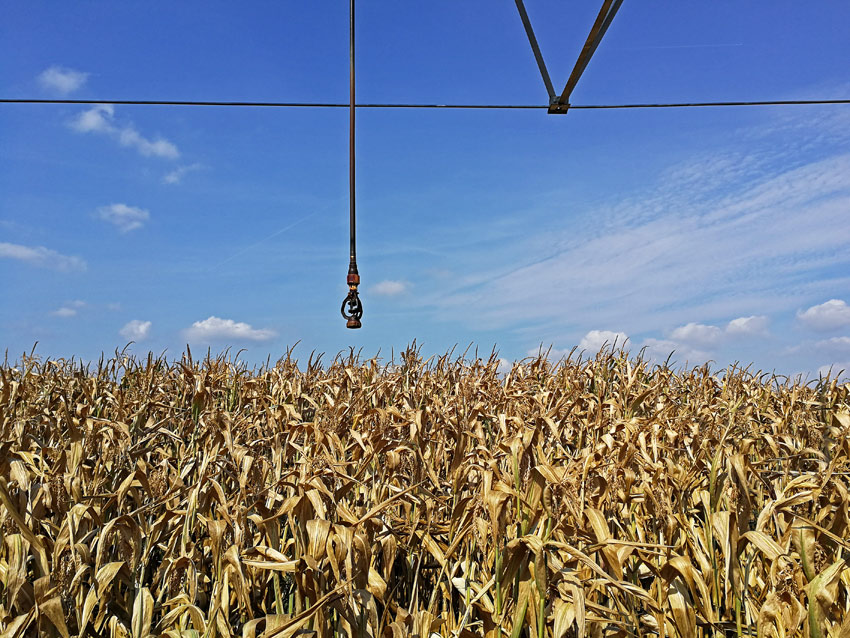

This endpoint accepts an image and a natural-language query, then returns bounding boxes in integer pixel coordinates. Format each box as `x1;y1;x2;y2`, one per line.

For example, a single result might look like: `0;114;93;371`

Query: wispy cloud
798;299;850;332
0;242;86;272
184;316;276;342
95;203;150;233
51;300;85;317
163;163;203;185
431;148;850;343
372;280;409;296
38;66;89;94
71;104;179;159
120;320;152;341
579;330;629;353
726;315;769;336
669;323;723;347
212;211;318;270
669;315;770;348
814;336;850;354
418;107;850;374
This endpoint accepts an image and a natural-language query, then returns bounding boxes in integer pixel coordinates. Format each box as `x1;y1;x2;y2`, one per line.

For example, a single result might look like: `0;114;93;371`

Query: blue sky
2;2;850;378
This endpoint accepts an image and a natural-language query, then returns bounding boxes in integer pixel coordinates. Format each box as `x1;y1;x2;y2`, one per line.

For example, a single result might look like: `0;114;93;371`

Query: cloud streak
38;66;89;94
0;242;86;272
96;203;150;233
372;280;409;296
163;163;203;185
51;300;86;317
71;105;179;159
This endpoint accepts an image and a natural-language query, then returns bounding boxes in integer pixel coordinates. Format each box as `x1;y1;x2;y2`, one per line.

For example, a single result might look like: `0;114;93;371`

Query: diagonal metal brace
514;0;556;103
549;0;624;114
514;0;624;115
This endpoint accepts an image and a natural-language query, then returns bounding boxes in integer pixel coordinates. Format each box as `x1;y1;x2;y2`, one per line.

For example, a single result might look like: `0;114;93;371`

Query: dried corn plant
1;345;849;638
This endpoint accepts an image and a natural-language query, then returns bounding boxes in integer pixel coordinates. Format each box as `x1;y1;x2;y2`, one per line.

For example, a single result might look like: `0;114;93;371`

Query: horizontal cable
1;98;849;109
0;98;542;109
573;99;850;109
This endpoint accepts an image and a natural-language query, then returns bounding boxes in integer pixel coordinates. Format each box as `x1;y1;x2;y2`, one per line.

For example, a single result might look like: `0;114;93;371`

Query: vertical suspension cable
349;0;356;265
341;0;363;328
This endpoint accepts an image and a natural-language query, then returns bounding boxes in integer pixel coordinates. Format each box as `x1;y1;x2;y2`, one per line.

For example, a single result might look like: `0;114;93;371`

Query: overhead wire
1;98;849;109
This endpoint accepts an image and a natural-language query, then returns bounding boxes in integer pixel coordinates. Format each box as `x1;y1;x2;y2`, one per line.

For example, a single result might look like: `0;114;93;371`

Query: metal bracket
515;0;624;115
547;101;570;115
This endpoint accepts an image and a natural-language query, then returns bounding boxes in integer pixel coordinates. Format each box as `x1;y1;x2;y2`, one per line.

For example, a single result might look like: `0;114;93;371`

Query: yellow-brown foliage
1;345;849;637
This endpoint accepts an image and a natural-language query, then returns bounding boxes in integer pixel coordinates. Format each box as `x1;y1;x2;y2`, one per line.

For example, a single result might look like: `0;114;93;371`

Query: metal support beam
514;0;556;103
550;0;624;114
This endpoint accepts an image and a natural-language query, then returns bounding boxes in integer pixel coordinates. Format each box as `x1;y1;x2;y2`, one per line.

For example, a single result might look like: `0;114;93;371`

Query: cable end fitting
342;264;363;329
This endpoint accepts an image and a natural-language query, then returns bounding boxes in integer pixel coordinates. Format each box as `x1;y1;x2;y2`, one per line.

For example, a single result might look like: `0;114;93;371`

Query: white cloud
95;203;150;232
184;316;276;342
50;300;85;317
726;315;769;336
372;280;409;296
70;104;179;159
670;322;723;346
38;66;89;94
815;336;850;353
579;330;629;353
120;320;152;341
0;242;86;272
798;299;850;332
163;163;202;185
72;103;113;133
662;315;769;352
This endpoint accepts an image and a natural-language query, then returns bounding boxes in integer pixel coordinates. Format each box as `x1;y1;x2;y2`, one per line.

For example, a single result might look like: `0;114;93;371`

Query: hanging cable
340;0;363;329
3;97;849;109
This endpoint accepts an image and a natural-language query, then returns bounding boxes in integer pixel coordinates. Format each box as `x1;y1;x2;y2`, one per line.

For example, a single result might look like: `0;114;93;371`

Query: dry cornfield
1;345;849;638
